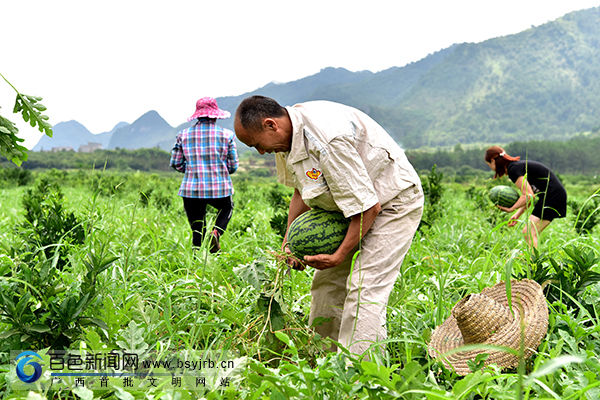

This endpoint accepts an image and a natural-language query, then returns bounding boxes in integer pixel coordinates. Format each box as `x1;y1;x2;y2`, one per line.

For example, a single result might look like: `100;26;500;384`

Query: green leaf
452;370;487;398
13;93;53;136
15;292;31;318
116;320;148;352
235;259;269;291
71;293;91;320
526;355;585;383
0;328;21;339
28;324;51;333
274;331;294;348
257;294;285;331
72;386;94;400
79;317;109;331
503;249;520;311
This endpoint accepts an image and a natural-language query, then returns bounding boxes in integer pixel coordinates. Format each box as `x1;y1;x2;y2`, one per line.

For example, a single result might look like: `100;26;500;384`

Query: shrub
139;187;154;207
421;164;444;226
0;179;115;350
569;189;600;234
152;190;172;211
0;167;32;186
87;172;127;197
0;243;116;349
267;183;292;238
516;246;600;313
19;178;85;269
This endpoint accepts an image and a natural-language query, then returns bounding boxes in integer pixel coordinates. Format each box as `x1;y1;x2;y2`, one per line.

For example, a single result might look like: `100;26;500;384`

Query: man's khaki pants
308;185;424;355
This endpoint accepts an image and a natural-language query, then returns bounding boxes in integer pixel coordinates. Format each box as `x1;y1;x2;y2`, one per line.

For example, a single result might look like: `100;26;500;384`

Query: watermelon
287;208;350;260
489;185;520;208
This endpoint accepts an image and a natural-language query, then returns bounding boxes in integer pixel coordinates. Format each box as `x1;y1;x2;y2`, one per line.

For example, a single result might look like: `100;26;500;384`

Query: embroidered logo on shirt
306;168;322;180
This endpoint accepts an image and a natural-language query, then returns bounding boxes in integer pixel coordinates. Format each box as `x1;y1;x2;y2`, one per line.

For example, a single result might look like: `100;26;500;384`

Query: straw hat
188;97;231;121
428;279;548;376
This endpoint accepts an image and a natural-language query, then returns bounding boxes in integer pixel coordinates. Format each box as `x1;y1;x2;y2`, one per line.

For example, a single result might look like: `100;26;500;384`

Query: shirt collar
284;105;309;163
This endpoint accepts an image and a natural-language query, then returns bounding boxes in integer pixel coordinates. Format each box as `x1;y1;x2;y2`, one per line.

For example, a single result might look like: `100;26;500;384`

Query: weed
570;189;600;234
421;164;445;227
19;178;85;269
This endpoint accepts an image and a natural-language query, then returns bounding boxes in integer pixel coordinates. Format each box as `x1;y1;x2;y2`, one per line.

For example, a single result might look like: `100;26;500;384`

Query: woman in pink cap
170;97;239;252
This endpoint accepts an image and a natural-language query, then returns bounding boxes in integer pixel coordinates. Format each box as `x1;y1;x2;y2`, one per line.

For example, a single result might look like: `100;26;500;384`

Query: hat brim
187;109;231;121
428;279;548;375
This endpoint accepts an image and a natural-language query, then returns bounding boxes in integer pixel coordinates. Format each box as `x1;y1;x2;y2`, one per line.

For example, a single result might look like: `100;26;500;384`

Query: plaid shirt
170;119;238;198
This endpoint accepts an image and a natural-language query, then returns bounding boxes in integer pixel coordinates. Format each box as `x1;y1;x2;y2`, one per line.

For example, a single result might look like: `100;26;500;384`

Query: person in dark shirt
484;146;567;248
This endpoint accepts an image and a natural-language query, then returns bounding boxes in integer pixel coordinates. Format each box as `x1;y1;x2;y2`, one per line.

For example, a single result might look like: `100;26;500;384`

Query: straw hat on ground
428;279;548;376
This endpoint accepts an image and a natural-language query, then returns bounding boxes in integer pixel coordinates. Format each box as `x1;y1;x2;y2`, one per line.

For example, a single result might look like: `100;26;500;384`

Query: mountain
213;7;600;148
212;67;377;133
33;121;128;151
380;7;600;147
32;7;600;152
107;111;175;150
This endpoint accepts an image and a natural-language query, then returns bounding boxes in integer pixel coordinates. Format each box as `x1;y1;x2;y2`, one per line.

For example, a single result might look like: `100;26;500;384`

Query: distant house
50;146;74;152
78;142;102;153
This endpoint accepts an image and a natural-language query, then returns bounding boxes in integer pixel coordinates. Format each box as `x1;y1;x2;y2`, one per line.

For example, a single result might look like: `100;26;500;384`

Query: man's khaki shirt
276;101;421;218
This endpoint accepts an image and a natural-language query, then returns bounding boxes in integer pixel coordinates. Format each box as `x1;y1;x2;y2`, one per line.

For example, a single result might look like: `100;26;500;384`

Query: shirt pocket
302;182;339;211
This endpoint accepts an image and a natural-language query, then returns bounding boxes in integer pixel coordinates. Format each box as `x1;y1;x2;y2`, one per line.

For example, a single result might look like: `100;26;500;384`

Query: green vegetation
0;168;598;399
407;132;600;177
6;131;600;179
0;148;173;171
0;73;52;165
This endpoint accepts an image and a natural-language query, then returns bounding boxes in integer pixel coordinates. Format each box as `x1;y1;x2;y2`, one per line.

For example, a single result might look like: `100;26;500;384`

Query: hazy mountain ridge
33;121;128;151
32;7;600;151
107;111;176;150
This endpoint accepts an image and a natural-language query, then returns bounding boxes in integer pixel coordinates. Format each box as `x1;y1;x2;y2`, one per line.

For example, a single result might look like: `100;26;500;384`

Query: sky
1;0;599;149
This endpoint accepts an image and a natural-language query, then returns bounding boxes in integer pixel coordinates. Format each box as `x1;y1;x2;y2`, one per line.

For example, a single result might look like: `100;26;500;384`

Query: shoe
209;229;221;253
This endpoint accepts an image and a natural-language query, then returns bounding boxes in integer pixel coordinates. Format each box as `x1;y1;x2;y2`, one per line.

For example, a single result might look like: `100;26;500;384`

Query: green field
1;168;599;399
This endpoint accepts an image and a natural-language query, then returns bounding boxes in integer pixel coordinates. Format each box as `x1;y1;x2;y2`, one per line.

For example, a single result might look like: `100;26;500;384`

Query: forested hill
214;7;600;148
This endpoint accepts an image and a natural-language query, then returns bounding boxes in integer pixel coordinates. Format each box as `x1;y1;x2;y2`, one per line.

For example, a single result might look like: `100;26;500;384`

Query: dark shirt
506;160;564;198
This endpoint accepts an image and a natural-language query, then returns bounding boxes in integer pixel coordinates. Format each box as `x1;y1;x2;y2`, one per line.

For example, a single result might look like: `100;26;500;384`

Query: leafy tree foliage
0;73;52;165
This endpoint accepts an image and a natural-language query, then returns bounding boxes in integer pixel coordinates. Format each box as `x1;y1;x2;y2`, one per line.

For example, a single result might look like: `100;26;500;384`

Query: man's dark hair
236;96;286;132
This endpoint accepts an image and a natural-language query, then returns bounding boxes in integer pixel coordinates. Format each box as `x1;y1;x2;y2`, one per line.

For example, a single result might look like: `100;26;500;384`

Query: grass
0;170;599;399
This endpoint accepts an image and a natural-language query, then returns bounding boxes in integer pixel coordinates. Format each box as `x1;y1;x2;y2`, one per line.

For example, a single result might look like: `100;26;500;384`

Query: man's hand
283;245;305;271
271;243;305;271
303;253;344;270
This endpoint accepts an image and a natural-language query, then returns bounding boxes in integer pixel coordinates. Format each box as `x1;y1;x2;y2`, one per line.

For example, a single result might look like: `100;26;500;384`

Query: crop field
0;168;599;399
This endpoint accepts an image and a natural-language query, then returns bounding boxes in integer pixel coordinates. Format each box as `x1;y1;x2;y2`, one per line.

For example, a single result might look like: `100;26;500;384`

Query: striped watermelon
287;208;350;260
489;185;520;208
